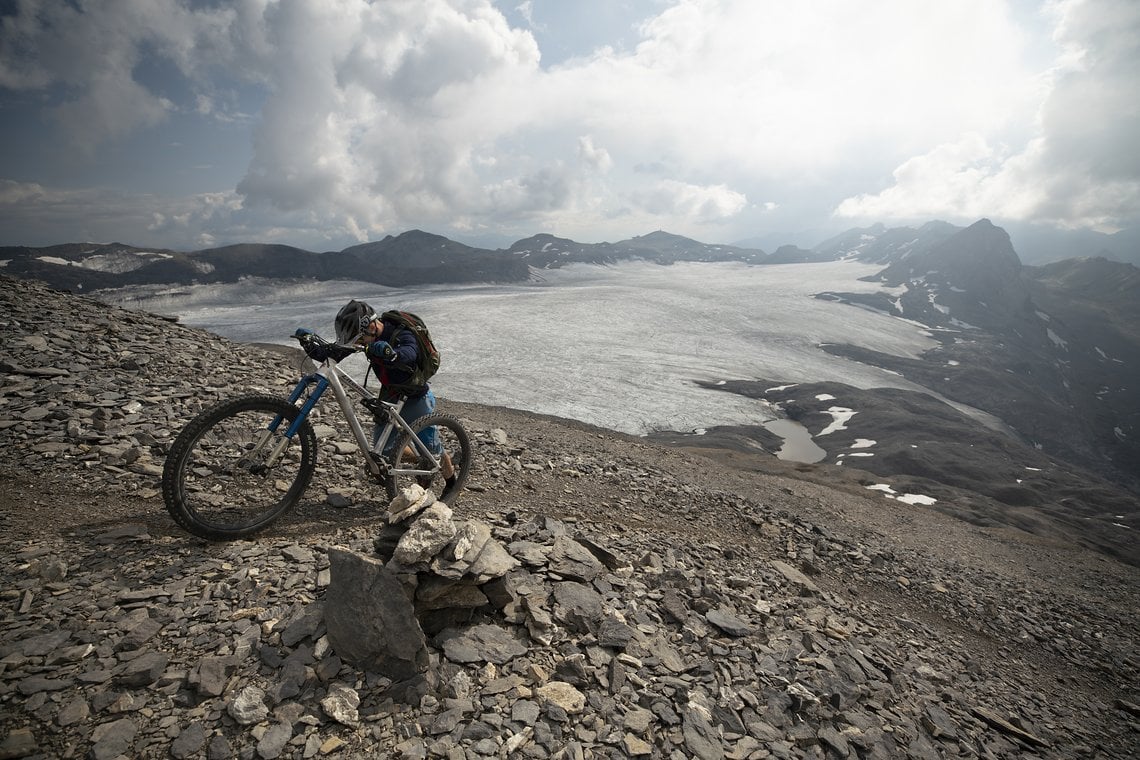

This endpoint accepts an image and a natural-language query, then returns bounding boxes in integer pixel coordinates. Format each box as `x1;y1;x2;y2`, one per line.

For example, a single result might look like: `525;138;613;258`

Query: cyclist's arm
387;329;419;367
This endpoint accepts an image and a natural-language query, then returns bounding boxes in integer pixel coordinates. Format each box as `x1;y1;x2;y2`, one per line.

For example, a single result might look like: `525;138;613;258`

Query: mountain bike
162;328;472;541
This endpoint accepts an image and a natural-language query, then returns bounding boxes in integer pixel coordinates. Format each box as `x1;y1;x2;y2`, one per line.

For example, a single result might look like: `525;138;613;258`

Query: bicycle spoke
385;413;472;505
163;396;317;540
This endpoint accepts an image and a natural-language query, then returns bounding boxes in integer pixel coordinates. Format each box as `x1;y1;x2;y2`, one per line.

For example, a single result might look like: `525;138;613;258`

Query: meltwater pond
114;260;938;438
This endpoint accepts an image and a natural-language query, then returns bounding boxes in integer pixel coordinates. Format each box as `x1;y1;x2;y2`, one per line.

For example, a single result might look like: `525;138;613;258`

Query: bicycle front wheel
162;394;318;540
386;413;472;506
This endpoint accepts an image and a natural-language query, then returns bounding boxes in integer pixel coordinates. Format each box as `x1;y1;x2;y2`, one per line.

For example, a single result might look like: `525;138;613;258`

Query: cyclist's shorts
375;389;443;456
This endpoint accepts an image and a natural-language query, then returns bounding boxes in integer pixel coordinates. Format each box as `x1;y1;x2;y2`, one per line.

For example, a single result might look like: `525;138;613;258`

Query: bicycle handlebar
293;328;360;363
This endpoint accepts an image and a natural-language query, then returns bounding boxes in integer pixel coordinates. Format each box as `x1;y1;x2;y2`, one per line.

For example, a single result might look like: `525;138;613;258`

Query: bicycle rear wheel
386;413;472;505
162;394;318;540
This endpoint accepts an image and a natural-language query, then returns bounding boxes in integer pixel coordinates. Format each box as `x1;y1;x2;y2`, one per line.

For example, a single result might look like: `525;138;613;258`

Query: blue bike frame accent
268;373;329;439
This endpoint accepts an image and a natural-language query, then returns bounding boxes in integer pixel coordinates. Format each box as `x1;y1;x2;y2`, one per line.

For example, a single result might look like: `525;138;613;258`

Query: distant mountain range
0;229;773;293
4;220;1135;294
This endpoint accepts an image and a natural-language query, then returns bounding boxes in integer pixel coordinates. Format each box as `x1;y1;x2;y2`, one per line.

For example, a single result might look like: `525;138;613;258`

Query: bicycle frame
259;353;442;482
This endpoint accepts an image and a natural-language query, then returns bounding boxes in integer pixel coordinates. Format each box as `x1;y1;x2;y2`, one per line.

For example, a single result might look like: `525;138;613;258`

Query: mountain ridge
2;219;1137;293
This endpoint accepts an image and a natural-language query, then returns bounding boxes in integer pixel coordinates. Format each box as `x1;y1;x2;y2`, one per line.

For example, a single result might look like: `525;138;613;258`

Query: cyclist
334;300;455;486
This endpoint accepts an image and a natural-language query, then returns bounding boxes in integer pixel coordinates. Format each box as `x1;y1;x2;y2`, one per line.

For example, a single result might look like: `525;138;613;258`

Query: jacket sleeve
389;328;419;367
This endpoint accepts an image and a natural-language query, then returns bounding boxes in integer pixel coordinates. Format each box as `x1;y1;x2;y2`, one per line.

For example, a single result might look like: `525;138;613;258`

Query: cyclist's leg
409;392;454;480
402;390;443;457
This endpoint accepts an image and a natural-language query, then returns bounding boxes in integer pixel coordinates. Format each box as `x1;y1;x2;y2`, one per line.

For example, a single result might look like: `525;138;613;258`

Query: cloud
1;0;1136;248
234;0;545;238
835;134;1012;222
230;0;1048;242
0;178;249;249
633;180;748;222
836;0;1140;232
0;0;272;151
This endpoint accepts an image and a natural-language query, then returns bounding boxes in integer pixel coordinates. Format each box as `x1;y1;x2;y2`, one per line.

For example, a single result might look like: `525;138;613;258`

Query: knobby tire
162;394;317;541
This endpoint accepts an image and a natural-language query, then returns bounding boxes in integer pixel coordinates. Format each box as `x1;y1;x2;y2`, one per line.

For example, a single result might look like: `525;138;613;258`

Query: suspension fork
245;373;329;469
284;374;327;437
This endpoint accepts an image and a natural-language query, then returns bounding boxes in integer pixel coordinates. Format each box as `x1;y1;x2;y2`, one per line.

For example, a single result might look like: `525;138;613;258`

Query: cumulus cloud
835;134;1011;222
0;0;271;151
0;0;1136;247
234;0;546;239
231;0;1048;241
633;180;747;222
0;178;253;249
836;0;1140;232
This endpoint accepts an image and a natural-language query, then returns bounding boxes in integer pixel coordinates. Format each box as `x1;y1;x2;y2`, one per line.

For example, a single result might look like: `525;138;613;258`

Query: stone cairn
324;485;527;692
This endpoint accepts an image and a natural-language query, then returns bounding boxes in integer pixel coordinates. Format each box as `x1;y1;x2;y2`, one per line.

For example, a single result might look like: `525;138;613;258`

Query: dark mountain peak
873;218;1030;324
614;231;765;263
342;230;487;260
877;218;1021;282
335;231;526;285
622;230;698;248
936;218;1021;272
392;229;452;244
194;242;316;258
1029;256;1140;314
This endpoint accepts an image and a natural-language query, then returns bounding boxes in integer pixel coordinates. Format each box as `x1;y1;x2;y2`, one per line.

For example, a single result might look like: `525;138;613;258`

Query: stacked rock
322;487;524;694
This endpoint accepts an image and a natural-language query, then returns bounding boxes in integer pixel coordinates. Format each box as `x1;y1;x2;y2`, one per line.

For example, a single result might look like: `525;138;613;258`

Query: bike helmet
335;299;378;345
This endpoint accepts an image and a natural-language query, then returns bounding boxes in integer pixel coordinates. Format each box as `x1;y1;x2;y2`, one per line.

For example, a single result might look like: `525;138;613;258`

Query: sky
0;0;1137;253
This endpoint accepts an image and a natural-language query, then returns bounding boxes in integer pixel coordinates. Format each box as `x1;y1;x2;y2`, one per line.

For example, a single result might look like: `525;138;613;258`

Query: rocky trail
0;274;1137;759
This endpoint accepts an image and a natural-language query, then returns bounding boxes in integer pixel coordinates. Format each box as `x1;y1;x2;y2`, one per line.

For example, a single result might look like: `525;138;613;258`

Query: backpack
381;310;441;388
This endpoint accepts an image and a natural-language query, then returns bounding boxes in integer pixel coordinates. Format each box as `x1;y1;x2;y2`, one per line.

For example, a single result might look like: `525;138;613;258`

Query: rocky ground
650;378;1140;568
0;273;1138;759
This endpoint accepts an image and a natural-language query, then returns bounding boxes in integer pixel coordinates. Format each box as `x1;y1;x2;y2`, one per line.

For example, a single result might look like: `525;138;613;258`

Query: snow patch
865;483;936;506
37;256;72;266
818;406;855;436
